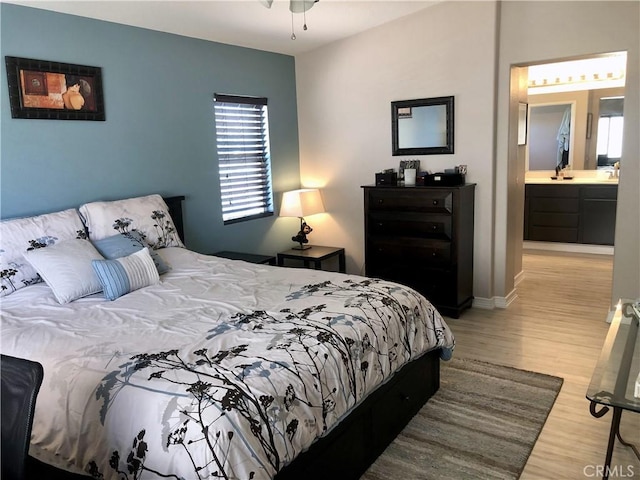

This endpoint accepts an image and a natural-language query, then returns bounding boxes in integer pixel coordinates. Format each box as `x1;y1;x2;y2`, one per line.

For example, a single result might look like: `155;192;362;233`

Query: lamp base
290;218;313;251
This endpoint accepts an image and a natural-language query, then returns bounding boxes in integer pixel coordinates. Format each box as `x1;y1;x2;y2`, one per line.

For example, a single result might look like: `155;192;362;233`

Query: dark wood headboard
164;196;186;244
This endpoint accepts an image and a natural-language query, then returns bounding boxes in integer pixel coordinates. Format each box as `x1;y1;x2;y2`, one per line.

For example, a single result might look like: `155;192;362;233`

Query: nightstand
277;246;346;273
213;251;276;265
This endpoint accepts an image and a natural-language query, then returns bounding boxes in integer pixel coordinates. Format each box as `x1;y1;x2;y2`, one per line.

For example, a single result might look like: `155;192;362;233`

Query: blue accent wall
1;4;301;255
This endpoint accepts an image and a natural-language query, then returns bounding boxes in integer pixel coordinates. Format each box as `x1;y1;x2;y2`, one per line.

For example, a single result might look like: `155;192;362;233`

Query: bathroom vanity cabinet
524;183;617;245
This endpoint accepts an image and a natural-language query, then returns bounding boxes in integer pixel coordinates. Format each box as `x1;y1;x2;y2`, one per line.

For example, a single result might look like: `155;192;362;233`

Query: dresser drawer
368;238;451;266
366;264;455;305
368;189;452;214
371;355;439;450
368;212;452;240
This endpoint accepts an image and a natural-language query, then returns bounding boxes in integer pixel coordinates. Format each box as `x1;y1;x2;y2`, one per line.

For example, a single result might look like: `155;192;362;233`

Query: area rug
361;358;564;480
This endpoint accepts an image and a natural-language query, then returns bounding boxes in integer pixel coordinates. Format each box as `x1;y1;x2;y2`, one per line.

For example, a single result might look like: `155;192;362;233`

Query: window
596;116;624;165
214;94;274;224
596;96;624;167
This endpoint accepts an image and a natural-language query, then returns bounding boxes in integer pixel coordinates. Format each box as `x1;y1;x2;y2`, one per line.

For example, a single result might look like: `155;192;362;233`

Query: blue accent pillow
92;231;169;274
92;248;160;301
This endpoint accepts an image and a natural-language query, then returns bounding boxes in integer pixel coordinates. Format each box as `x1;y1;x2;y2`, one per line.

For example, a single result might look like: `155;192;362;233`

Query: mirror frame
391;96;454;156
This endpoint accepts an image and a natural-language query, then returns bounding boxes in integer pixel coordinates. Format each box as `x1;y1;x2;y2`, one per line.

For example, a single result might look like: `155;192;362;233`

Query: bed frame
276;349;440;479
164;195;186;244
31;195;443;480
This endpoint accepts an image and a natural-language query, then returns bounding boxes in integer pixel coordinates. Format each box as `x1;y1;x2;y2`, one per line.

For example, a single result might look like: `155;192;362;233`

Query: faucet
607;163;620;179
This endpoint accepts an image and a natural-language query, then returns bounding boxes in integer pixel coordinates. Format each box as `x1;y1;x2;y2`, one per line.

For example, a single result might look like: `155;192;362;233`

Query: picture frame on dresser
398;159;420;181
5;56;105;121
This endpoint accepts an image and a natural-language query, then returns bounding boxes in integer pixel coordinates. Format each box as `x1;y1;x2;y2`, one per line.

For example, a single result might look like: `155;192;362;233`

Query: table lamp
280;188;325;250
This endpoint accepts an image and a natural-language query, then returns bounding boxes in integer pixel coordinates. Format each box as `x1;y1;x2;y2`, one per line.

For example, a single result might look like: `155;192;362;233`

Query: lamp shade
280;189;325;218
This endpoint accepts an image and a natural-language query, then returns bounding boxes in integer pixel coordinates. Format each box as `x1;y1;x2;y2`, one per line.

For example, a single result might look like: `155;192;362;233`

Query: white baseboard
514;270;525;286
469;291;519;310
523;241;614;255
495;288;518;308
472;297;495;309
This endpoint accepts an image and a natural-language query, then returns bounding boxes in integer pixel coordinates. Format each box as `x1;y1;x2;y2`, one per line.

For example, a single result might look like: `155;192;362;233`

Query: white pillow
79;194;184;249
0;209;87;297
22;239;104;304
92;248;160;301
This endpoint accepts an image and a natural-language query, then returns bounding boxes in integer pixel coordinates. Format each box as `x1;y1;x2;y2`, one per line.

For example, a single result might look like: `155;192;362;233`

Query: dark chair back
1;354;44;480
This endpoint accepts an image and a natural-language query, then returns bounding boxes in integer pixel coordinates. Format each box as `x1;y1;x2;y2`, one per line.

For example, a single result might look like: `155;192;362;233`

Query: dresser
362;184;475;318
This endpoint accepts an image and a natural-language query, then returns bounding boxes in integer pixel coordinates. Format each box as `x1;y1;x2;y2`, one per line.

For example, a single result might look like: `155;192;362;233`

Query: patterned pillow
92;248;160;301
0;208;87;297
79;194;184;249
22;239;104;304
92;231;170;275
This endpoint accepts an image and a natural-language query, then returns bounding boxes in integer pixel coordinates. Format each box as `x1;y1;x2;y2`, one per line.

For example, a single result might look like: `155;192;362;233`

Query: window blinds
214;94;274;224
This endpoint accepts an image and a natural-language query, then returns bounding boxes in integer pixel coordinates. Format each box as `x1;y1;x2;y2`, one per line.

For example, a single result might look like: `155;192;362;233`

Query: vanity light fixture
528;52;627;95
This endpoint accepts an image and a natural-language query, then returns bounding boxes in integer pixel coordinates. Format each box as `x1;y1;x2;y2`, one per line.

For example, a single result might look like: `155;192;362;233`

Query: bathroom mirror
391;96;454;155
527;103;575;171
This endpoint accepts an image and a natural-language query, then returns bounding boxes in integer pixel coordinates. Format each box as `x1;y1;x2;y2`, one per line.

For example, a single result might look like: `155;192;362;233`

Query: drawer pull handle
432;252;437;257
378;222;383;227
432;225;437;230
433;200;438;206
378;199;384;204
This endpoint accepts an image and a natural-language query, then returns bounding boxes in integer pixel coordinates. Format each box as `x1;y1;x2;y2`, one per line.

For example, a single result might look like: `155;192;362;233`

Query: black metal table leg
602;407;622;480
338;252;346;273
590;403;640;480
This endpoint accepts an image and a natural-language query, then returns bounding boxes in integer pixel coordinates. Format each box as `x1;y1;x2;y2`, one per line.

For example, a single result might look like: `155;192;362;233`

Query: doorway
513;52;626;297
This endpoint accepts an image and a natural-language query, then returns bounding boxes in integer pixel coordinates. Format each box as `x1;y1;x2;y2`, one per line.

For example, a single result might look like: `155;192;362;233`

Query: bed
0;194;455;480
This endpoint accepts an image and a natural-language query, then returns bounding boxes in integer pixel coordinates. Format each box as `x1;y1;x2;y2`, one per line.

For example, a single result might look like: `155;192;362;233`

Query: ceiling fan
260;0;320;39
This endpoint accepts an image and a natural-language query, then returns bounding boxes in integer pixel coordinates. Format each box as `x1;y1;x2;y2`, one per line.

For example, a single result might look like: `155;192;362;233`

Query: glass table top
586;301;640;413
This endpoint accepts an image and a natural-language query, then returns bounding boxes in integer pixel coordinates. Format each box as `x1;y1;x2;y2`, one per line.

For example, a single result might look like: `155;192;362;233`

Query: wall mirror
391;96;454;156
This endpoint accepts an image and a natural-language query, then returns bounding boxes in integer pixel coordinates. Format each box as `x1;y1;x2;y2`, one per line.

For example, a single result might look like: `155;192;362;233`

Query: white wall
497;1;640;306
295;1;499;302
296;0;640;308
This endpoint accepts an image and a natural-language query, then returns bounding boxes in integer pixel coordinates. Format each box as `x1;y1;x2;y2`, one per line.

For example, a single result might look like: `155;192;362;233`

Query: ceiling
6;0;441;56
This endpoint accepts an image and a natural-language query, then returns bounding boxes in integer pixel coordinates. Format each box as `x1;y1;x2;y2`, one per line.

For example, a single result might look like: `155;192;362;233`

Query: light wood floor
446;250;640;480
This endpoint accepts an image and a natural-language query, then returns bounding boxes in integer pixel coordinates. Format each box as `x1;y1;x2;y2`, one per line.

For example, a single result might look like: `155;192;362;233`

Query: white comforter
0;248;454;480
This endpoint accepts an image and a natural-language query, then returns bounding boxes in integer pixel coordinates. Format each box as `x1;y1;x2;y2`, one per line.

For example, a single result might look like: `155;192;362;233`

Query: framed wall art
5;56;105;120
